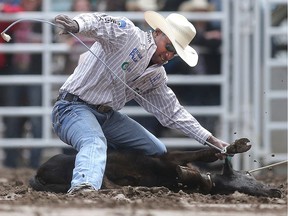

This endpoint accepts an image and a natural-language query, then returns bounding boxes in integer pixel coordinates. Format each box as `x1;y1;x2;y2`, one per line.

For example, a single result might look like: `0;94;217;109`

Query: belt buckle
97;105;111;113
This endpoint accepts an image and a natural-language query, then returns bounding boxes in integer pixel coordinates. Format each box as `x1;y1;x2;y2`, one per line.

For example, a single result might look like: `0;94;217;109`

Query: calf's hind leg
176;165;212;193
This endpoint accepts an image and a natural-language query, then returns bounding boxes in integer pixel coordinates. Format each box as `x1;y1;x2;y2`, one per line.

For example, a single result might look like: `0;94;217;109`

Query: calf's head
210;158;282;198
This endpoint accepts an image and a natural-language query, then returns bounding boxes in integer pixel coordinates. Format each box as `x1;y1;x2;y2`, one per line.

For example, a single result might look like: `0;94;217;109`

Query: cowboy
53;11;230;194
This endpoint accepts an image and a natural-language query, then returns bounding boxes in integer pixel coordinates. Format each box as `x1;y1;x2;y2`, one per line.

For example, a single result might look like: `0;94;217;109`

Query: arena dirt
0;168;287;216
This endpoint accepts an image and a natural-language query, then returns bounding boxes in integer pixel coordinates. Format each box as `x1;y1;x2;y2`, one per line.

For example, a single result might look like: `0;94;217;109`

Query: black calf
29;138;282;198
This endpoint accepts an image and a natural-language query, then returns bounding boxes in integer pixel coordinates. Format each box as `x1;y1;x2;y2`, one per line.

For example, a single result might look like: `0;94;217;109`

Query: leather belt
57;92;112;113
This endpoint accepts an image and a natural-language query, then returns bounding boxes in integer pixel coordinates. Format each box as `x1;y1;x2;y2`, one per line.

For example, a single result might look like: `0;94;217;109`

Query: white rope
248;160;287;174
1;18;223;152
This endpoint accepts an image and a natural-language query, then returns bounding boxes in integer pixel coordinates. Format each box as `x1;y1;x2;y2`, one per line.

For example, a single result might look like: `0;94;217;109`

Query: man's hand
206;135;230;160
55;15;79;34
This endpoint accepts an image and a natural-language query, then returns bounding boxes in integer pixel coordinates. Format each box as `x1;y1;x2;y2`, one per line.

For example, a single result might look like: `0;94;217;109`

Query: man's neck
147;60;154;68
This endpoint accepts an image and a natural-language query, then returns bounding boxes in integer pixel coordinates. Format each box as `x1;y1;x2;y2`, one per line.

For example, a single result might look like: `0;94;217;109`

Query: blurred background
0;0;287;173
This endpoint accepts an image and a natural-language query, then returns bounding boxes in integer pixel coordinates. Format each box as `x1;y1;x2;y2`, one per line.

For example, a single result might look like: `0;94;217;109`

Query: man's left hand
206;135;230;160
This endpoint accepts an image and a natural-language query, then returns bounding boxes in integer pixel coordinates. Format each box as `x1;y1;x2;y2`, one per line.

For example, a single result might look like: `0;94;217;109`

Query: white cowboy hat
144;11;198;67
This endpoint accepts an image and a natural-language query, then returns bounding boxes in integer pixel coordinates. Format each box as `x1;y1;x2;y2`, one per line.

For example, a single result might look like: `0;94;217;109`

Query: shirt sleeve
73;12;133;52
135;83;211;145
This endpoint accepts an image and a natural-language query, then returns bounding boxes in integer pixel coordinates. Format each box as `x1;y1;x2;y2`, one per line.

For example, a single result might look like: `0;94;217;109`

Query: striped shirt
60;12;211;144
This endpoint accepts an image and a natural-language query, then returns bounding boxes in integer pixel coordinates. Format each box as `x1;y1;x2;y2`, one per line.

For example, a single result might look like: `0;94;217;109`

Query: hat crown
165;13;196;49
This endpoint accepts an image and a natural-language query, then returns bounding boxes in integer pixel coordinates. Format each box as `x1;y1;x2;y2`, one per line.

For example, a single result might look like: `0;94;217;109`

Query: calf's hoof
226;138;251;154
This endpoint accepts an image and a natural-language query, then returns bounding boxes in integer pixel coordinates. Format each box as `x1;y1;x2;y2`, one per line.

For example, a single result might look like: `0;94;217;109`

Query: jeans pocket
52;102;78;145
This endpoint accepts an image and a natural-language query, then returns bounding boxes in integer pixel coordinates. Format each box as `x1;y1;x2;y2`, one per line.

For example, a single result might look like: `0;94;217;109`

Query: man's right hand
55;15;79;34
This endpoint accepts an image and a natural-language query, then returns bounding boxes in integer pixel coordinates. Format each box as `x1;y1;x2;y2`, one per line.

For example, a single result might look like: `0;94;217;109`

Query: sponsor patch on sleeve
118;20;127;28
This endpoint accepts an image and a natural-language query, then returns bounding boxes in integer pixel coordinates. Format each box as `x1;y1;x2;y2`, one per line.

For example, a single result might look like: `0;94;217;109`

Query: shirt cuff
195;127;211;145
73;17;85;32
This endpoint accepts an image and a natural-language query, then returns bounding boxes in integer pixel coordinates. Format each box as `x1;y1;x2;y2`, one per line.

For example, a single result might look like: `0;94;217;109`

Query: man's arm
206;135;229;150
136;82;230;158
136;83;212;144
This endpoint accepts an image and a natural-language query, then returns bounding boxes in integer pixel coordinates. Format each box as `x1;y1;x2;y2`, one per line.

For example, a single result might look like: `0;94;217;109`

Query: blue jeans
52;99;167;190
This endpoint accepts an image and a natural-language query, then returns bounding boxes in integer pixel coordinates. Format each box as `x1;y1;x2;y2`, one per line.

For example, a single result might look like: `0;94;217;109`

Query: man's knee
156;144;167;155
147;141;167;156
73;135;107;152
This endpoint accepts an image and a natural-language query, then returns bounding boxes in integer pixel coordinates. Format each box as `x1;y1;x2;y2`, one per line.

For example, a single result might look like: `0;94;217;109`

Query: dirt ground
0;167;287;216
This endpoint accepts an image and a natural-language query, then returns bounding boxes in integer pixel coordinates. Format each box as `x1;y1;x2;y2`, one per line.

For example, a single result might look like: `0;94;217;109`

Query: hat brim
144;11;198;67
